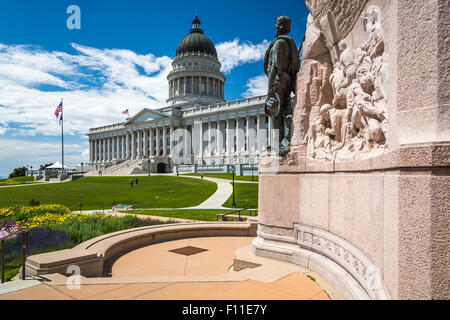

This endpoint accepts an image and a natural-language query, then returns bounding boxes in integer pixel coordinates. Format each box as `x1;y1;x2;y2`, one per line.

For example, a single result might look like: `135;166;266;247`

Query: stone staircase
85;159;146;176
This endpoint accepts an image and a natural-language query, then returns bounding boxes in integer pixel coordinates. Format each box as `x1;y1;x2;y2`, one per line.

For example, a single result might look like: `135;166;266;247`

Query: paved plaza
0;237;336;300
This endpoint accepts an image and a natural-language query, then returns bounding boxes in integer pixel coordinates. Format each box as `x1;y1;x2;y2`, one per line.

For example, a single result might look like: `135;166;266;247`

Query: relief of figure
338;39;357;84
307;103;347;159
346;56;386;147
264;16;300;156
361;5;384;60
330;66;348;108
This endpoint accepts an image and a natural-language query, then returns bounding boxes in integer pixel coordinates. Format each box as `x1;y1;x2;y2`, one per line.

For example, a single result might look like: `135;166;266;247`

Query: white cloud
0;138;89;177
242;74;268;98
0;40;269;177
0;43;173;137
216;38;269;73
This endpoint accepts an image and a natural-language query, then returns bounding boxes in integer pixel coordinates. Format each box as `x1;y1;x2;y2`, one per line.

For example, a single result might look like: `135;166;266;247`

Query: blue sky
0;0;309;178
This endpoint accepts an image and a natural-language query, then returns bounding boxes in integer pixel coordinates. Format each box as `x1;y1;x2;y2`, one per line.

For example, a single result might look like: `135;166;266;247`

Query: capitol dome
176;15;218;58
167;14;225;106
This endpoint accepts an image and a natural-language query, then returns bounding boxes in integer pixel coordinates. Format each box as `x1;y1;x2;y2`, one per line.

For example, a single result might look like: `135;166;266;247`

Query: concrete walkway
0;181;66;188
0;237;340;300
186;177;233;209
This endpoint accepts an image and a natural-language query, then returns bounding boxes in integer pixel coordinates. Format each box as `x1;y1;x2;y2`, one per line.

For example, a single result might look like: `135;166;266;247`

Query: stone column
137;130;141;158
162;126;167;156
149;129;154;156
92;140;96;162
207;122;211;153
256;115;261;152
246;116;250;152
111;137;115;160
130;131;135;159
199;122;203;156
235;118;240;153
225;119;230;154
116;136;120;159
184;126;190;160
121;135;125;159
216;121;221;154
99;139;104;162
156;127;160;156
125;134;129;159
143;129;148;157
169;126;174;156
268;116;274;148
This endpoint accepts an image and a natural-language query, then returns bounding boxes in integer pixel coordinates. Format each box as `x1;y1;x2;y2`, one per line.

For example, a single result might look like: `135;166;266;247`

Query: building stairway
84;159;145;176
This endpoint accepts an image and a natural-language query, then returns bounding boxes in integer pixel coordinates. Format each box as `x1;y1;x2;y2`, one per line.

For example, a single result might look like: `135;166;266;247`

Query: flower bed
0;204;175;282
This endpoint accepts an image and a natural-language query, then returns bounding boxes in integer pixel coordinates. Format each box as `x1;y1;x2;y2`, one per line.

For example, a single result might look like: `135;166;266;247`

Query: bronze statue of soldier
264;16;300;156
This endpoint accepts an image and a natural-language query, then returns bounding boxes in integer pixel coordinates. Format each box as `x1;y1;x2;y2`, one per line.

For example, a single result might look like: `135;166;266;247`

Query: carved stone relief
305;5;389;161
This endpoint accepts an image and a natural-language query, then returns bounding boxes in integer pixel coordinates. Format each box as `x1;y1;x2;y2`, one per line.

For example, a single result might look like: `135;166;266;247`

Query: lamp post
251;163;254;182
81;162;84;174
231;165;236;207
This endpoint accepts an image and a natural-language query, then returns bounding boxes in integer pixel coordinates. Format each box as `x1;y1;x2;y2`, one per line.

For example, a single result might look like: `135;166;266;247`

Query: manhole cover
169;246;208;256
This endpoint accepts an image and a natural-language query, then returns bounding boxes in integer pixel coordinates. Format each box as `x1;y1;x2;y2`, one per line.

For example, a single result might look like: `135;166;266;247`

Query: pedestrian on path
130;178;133;188
201;172;204;179
135;177;139;186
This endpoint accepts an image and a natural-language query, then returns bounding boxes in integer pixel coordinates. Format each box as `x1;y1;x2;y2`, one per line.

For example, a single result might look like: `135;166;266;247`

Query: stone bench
25;222;257;278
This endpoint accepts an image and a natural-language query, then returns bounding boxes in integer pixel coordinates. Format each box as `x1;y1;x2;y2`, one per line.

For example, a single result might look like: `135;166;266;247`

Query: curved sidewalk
186;177;234;209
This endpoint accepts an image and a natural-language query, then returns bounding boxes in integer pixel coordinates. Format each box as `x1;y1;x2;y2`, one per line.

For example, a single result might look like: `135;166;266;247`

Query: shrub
8;167;26;178
29;199;40;206
45;213;170;243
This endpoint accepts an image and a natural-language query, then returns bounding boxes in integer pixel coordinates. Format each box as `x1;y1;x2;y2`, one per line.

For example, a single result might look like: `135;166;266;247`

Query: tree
40;163;53;170
9;167;27;178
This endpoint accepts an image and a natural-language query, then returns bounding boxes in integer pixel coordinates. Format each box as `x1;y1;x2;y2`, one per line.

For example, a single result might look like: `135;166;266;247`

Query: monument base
254;143;449;300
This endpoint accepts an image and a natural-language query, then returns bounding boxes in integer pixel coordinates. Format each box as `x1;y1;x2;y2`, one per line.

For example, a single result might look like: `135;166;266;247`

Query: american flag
54;101;62;119
122;109;129;115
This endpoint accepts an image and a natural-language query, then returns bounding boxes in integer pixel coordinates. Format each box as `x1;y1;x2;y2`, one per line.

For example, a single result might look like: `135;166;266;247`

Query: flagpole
61;98;64;176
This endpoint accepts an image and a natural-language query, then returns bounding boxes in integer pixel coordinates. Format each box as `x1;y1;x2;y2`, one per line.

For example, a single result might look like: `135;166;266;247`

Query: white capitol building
88;15;271;174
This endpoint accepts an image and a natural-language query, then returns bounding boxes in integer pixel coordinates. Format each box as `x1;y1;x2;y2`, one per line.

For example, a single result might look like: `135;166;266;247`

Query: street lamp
231;165;236;207
81;162;84;174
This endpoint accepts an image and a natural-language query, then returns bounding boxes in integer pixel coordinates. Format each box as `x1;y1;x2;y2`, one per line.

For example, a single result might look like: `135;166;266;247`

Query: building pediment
125;108;170;124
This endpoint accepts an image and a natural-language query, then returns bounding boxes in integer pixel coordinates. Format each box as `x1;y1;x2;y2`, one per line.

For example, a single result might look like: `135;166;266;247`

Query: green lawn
182;172;258;182
0;176;217;210
128;209;257;221
0;176;34;186
222;183;258;209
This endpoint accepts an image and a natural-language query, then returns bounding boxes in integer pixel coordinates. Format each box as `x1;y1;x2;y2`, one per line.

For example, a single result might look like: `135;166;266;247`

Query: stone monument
254;0;449;300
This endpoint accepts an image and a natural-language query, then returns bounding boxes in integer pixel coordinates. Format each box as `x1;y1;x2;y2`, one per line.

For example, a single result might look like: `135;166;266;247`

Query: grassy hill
0;176;217;210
